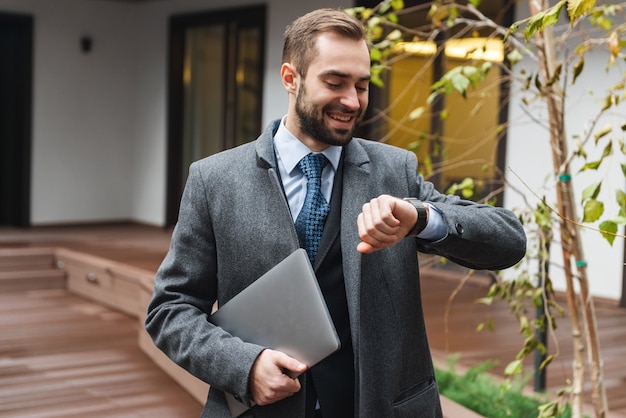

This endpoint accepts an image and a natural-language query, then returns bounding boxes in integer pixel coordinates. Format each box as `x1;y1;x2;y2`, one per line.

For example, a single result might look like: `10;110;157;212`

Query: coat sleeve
406;153;527;271
144;161;263;406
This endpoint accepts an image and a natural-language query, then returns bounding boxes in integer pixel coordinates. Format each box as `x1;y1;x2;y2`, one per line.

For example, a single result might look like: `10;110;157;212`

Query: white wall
0;0;140;224
504;1;625;300
0;0;351;226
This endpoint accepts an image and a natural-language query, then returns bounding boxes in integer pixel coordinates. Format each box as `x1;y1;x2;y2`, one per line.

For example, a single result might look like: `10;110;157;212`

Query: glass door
166;5;266;225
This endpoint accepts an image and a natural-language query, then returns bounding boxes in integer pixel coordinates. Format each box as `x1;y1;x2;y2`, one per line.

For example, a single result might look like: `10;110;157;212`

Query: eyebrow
320;70;371;82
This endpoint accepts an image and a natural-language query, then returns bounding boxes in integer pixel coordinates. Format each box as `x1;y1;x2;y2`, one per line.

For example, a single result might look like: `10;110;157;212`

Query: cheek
359;96;369;110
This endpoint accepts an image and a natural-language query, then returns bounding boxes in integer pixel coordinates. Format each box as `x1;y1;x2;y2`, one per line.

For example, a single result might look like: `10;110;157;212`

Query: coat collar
255;119;282;169
255;119;371;170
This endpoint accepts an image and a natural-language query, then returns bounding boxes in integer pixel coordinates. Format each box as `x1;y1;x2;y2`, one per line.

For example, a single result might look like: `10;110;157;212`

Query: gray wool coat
145;119;527;418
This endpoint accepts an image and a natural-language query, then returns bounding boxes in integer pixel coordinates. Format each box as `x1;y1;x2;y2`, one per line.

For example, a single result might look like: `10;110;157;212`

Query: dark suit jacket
145;119;527;417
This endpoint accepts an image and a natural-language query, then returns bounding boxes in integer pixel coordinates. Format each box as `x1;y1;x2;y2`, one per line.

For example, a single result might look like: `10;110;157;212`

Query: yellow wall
387;54;501;193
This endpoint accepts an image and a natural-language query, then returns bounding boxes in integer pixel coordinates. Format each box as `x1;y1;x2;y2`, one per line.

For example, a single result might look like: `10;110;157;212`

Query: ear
281;63;298;94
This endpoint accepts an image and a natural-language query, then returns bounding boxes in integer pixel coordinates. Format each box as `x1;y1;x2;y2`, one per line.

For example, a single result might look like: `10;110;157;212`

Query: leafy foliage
436;357;575;418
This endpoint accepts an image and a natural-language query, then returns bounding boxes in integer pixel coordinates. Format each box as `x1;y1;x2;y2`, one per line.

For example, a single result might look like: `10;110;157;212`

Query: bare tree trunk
527;0;608;416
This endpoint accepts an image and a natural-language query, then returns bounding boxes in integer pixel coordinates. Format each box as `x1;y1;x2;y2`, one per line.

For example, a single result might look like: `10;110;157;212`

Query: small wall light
80;36;93;53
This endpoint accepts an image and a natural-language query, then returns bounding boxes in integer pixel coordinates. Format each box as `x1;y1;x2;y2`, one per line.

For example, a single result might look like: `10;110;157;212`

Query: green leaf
468;0;481;7
379;1;391;14
594;124;612;142
370;48;382;62
583;199;604;222
617;189;626;212
523;2;565;40
386;29;402;41
581;181;601;202
409;106;425;121
579;160;602;171
504;359;523;376
539;354;554;370
370;73;384;88
390;0;404;12
532;288;544;308
451;74;470;97
524;12;545;41
567;0;597;22
601;140;613;158
622;163;626;177
507;49;523;66
544;1;565;25
599;220;617;245
519;315;530;334
386;12;399;24
572;56;584;84
601;95;613;112
538;400;558;417
426;91;440;105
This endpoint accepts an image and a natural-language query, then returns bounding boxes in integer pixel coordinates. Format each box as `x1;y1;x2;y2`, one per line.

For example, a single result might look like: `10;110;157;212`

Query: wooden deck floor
0;288;203;418
1;223;625;417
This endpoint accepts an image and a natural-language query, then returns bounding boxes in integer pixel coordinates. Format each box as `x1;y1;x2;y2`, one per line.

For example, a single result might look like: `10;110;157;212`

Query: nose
340;88;361;111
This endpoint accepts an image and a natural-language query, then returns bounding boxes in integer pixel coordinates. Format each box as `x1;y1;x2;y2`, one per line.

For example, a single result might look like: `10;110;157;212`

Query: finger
250;350;305;405
358;205;390;250
372;196;401;230
356;241;376;253
360;202;400;246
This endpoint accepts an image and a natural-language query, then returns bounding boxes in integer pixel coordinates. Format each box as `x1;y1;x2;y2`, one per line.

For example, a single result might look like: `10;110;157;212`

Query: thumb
276;352;307;377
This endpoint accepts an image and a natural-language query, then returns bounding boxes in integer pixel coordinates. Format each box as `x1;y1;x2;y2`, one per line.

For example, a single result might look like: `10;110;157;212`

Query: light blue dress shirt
273;117;446;241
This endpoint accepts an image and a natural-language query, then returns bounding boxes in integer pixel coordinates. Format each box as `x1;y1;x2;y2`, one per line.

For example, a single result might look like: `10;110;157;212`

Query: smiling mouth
328;112;354;123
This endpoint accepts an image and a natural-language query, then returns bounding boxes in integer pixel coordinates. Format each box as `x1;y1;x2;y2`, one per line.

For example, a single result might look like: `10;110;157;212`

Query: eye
356;85;369;93
326;81;341;89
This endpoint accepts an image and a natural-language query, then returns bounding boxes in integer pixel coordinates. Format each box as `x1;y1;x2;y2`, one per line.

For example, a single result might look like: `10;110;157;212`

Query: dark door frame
165;4;266;227
0;11;33;227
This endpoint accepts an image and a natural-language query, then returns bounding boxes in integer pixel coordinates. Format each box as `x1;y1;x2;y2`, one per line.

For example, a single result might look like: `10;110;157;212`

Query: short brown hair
282;8;368;78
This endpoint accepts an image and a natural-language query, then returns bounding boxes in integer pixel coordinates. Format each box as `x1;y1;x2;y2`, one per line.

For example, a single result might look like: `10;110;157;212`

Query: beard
295;83;365;147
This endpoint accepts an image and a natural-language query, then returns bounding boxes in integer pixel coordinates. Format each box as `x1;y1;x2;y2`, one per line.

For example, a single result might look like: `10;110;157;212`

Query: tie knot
299;153;328;181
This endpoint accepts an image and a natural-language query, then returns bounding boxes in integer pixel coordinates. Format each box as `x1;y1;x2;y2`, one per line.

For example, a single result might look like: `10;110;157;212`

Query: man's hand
249;349;307;406
357;194;418;253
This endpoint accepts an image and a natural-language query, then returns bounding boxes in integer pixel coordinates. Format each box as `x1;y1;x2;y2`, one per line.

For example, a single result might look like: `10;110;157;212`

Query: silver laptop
210;248;341;417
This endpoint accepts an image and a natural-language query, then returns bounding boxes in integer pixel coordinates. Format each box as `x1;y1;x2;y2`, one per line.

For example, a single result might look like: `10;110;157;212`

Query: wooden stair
0;248;66;292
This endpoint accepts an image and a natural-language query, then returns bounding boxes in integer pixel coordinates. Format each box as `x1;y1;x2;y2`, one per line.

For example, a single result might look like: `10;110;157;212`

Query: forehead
309;32;371;78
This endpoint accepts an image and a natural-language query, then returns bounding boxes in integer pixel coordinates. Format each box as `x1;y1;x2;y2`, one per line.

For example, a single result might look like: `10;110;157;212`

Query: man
145;8;526;418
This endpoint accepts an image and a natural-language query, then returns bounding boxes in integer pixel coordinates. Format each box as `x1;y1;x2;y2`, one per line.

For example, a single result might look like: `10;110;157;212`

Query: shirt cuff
416;203;447;241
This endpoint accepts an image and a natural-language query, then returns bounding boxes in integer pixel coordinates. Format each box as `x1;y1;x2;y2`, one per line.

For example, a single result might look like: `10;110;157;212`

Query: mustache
325;105;360;115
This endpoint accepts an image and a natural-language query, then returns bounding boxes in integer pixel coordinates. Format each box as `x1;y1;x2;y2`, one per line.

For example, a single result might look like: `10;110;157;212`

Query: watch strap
403;198;428;237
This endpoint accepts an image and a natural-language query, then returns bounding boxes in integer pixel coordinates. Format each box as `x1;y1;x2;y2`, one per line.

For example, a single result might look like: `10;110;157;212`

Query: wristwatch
403;198;428;237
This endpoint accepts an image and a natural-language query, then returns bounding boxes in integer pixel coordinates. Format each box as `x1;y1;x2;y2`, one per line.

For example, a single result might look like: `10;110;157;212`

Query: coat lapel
255;121;301;256
339;140;371;354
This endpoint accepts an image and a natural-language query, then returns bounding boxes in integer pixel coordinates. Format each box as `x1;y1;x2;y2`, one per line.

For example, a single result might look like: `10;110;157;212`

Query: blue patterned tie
295;153;330;263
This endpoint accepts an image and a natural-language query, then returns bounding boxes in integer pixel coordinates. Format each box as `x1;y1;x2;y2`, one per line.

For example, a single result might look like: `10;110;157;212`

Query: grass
435;356;573;418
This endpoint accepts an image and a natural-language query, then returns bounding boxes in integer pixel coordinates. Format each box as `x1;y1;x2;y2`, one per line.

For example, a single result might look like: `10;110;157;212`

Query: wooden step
0;268;66;292
0;247;57;272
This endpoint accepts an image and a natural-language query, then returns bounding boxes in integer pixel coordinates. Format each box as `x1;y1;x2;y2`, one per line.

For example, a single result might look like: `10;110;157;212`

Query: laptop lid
209;248;341;416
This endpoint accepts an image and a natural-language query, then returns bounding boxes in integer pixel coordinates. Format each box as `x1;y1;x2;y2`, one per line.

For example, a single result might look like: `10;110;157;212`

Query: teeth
330;114;351;122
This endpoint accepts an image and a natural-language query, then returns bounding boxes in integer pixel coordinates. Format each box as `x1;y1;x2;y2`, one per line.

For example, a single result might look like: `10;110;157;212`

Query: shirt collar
274;116;342;175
